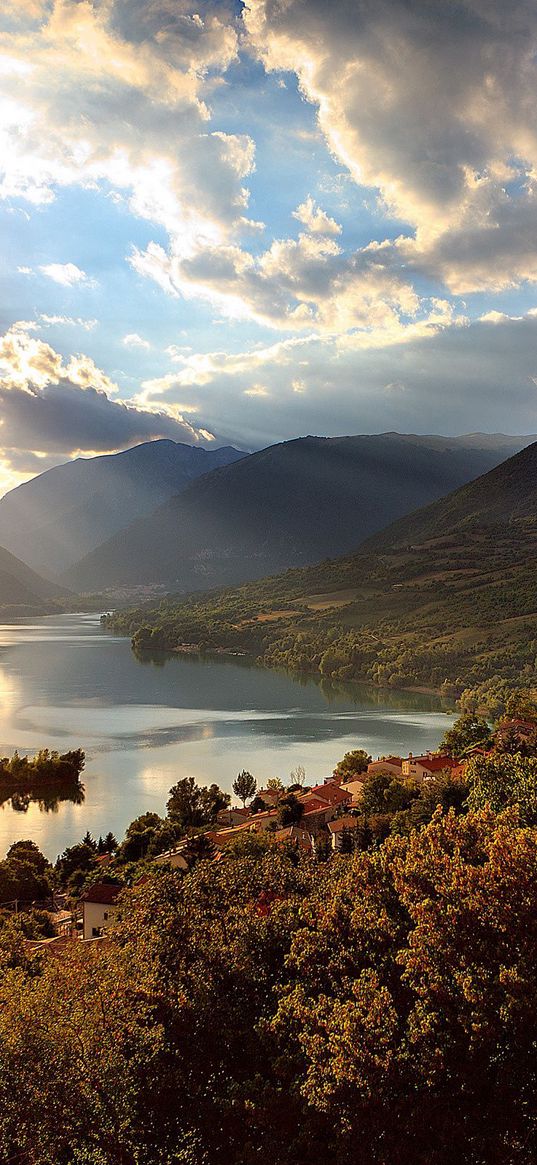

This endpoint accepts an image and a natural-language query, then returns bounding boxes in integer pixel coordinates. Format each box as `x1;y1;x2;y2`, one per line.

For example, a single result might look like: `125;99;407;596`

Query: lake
0;613;454;859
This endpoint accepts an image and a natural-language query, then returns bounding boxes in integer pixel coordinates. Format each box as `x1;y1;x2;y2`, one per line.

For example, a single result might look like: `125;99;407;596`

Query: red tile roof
81;882;122;905
328;815;360;833
410;754;459;772
309;781;350;806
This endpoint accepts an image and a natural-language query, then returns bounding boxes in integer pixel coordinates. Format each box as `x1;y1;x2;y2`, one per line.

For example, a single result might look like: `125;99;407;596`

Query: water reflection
0;614;454;857
0;780;85;814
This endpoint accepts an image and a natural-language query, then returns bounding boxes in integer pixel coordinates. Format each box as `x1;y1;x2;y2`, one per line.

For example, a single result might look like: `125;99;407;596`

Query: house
152;845;189;871
256;786;284;807
327;815;361;850
401;752;459;780
50;908;73;937
497;717;536;737
216;807;251;827
308;781;351;810
340;778;366;807
80;882;122;940
367;756;403;777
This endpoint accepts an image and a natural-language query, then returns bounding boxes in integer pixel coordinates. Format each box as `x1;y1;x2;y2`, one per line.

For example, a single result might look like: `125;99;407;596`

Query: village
69;710;537;943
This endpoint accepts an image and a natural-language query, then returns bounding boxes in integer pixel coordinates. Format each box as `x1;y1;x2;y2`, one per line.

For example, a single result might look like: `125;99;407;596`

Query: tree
466;753;537;824
6;840;48;876
360;772;417;816
441;714;491;757
277;793;304;827
505;688;537;721
97;832;118;855
272;809;537;1164
166;777;229;831
289;765;306;788
232;770;257;807
55;841;95;886
183;833;217;867
333;748;371;781
266;777;283;792
249;795;268;815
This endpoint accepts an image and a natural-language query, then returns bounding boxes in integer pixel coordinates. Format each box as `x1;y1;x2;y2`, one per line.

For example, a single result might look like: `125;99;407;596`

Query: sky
2;0;537;495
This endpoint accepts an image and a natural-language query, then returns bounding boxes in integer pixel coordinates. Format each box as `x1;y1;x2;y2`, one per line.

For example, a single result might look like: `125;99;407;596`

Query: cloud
131;227;433;336
293;196;341;236
135;307;537;449
123;332;151;349
39;263;91;286
244;0;537;294
0;0;251;254
0;325;216;483
39;314;98;330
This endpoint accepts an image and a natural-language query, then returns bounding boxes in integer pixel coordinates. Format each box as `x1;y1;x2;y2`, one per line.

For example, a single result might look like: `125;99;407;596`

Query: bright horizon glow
2;1;537;495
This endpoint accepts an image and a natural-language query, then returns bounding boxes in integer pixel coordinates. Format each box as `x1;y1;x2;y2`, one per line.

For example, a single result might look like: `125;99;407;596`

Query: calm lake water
0;613;454;859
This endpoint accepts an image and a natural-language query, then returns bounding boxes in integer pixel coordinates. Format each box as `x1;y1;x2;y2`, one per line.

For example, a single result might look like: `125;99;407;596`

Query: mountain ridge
105;440;537;696
63;431;536;592
0;440;245;578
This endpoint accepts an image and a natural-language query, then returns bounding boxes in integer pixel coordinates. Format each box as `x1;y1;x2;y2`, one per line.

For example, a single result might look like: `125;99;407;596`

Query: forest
1;701;537;1163
0;807;536;1165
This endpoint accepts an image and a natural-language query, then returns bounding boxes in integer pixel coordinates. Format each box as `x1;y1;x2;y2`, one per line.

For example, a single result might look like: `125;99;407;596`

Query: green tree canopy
166;777;229;831
333;748;371;781
466;753;537;824
232;770;257;807
277;792;304;827
441;714;491;757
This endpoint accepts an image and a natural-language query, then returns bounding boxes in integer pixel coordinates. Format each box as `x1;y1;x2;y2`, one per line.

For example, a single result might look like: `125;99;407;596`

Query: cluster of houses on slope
28;715;537;945
147;748;464;878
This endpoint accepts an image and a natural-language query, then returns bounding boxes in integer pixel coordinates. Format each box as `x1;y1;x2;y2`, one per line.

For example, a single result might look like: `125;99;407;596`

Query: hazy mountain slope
65;432;536;592
106;441;537;694
0;545;67;607
0;440;244;577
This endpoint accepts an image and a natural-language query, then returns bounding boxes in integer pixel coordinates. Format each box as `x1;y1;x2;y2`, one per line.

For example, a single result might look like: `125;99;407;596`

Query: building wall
367;761;402;777
82;901;119;940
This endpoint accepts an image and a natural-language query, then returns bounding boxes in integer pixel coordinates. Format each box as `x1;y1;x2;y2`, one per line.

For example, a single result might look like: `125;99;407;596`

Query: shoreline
132;639;453;705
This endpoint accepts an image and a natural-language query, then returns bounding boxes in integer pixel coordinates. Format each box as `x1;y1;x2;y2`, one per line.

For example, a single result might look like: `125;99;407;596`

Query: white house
81;882;122;940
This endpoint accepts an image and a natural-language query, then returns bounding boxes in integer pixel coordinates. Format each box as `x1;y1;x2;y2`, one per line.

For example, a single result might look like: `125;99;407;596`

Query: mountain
0;544;67;609
106;441;537;695
64;432;536;593
0;440;245;578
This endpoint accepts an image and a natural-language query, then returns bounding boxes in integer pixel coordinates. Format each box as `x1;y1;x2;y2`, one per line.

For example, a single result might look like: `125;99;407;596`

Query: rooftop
80;882;122;906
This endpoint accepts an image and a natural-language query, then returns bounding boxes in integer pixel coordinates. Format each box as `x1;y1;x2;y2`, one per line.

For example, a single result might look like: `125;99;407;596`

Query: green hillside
105;441;537;695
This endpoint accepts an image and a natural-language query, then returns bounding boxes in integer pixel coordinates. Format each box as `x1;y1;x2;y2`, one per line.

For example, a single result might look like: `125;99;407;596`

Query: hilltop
0;440;244;579
64;431;534;592
106;440;537;694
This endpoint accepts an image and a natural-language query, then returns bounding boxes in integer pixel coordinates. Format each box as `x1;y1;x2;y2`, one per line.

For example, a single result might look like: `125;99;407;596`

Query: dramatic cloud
139;309;537;449
245;0;537;293
0;324;216;489
3;0;537;485
0;0;248;248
